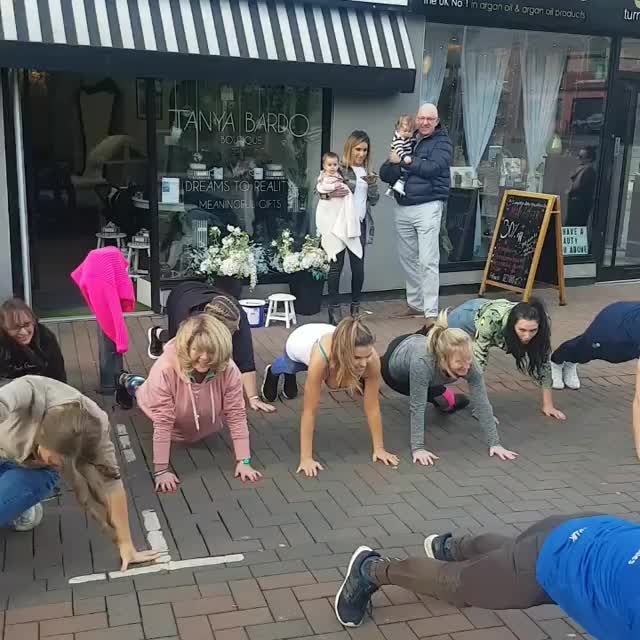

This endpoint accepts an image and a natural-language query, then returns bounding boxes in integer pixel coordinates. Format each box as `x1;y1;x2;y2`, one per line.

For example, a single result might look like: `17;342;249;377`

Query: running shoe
335;546;380;627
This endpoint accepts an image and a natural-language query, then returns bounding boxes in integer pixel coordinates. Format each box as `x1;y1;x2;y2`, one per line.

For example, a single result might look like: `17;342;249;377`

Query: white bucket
239;299;266;328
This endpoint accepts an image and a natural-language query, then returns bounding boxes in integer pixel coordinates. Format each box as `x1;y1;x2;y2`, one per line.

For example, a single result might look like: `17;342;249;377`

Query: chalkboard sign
480;191;566;305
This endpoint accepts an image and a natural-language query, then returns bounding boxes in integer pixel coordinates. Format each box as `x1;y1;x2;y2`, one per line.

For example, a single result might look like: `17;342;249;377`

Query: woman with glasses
115;314;262;493
0;298;66;384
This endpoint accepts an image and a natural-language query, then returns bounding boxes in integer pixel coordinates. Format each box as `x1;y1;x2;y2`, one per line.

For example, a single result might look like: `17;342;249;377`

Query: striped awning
0;1;416;92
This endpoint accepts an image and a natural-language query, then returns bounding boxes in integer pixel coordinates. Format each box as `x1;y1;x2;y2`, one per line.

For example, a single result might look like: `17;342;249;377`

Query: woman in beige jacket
0;375;159;570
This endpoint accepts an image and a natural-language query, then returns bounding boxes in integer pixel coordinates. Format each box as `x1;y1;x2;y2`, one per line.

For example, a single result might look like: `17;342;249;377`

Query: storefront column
0;72;12;300
145;78;160;313
12;69;31;305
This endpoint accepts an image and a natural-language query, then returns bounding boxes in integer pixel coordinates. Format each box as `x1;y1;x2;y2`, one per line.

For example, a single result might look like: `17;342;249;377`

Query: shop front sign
411;0;640;35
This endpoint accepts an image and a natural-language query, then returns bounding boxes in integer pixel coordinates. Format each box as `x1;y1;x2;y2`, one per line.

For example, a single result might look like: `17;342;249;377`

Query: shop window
154;81;323;280
422;25;610;264
620;38;640;72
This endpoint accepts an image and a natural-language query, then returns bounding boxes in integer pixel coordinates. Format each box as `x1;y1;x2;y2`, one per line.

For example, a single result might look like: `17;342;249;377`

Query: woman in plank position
447;297;565;420
261;317;400;477
380;311;517;466
0;375;159;570
549;301;640;459
116;314;262;493
335;513;639;640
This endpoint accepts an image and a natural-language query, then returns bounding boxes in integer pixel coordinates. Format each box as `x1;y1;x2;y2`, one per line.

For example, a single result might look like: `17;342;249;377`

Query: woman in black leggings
550;302;640;460
335;513;640;640
323;131;379;325
551;302;640;389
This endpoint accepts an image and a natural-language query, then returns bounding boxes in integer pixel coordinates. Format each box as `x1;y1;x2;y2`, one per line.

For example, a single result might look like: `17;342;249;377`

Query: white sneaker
424;534;438;559
563;362;580;390
11;503;43;531
551;362;565;390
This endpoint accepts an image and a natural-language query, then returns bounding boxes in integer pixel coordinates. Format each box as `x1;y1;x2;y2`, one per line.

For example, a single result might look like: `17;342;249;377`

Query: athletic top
536;515;640;640
284;324;336;366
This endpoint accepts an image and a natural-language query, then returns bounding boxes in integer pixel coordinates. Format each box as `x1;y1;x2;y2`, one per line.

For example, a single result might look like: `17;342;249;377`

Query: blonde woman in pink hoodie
115;314;262;493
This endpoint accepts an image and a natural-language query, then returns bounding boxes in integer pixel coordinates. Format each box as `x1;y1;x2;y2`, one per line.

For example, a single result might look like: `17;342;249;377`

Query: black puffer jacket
379;124;452;206
0;323;67;383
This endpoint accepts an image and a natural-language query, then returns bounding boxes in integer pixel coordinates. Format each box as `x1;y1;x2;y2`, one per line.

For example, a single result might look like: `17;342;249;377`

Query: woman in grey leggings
335;513;640;640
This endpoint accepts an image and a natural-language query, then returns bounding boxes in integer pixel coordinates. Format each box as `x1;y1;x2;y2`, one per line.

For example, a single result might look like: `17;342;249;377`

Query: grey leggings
372;513;600;610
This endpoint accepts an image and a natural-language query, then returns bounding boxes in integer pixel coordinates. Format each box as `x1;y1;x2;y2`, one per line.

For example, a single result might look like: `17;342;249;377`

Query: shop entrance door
598;78;640;279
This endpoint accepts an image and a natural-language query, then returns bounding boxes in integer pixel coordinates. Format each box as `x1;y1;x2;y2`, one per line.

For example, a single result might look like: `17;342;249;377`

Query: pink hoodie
71;247;135;353
135;340;250;466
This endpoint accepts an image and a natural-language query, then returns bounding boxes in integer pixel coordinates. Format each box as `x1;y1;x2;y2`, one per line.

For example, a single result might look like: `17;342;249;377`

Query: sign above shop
412;0;640;35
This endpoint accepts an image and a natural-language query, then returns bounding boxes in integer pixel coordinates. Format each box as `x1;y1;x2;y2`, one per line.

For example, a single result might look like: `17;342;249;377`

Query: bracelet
153;469;170;477
241;458;251;465
249;395;259;401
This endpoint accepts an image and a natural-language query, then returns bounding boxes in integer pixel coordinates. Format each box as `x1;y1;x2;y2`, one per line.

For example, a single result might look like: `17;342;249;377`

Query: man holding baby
380;103;452;325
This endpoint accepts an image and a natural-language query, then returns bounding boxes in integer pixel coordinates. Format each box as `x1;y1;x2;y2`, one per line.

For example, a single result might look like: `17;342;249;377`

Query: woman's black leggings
551;304;638;365
327;221;366;306
373;513;601;610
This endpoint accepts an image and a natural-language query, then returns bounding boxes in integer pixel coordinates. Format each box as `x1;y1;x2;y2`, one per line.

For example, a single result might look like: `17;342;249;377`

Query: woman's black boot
350;303;360;318
328;305;343;326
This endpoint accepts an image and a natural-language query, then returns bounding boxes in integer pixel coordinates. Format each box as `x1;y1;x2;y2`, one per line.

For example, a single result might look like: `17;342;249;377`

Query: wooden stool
265;293;297;328
96;232;126;249
127;241;151;278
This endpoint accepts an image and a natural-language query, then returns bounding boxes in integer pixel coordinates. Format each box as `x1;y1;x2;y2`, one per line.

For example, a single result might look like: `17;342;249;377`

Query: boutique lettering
169;109;310;138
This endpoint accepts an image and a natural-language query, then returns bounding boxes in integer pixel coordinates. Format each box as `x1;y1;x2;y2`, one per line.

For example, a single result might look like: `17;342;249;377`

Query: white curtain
460;27;512;254
422;24;452;105
520;34;567;191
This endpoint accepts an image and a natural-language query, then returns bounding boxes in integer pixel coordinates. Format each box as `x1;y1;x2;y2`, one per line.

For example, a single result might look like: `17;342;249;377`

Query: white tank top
285;323;336;366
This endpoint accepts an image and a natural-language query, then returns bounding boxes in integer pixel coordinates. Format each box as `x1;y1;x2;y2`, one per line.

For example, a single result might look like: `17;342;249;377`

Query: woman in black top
0;298;66;384
147;281;275;413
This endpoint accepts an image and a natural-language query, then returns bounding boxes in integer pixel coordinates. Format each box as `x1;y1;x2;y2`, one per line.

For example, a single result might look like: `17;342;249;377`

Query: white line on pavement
115;423;136;462
68;553;245;584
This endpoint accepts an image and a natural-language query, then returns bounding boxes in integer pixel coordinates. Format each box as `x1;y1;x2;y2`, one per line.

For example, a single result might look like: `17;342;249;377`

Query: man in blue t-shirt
335;513;640;639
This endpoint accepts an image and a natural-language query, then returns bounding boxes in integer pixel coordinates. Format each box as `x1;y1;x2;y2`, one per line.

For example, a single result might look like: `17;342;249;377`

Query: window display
423;25;610;263
155;82;323;280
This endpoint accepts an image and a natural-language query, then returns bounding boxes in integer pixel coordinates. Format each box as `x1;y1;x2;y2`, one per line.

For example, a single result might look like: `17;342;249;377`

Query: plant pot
213;275;245;299
289;271;325;315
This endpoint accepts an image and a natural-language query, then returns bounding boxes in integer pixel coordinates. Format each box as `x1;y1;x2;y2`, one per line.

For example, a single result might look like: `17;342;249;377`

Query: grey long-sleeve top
388;335;500;451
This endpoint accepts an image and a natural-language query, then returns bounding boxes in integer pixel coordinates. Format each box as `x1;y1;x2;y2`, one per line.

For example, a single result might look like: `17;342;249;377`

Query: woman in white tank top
260;317;399;477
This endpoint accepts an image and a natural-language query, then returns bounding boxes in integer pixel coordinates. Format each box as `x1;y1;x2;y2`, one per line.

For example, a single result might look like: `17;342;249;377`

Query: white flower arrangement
271;231;329;280
195;225;259;289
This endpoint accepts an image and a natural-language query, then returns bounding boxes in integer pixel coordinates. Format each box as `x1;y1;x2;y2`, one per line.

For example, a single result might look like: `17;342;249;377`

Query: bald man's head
416;103;439;138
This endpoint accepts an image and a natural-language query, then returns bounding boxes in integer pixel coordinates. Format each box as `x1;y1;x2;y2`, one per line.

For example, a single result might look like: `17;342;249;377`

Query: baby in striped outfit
386;114;415;197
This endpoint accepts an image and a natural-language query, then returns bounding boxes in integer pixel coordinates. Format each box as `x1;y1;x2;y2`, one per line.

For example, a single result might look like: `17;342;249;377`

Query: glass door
599;79;640;277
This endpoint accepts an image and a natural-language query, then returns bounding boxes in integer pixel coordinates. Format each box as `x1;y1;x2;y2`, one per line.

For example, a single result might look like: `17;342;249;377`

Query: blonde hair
342;130;371;169
204;295;241;333
175;314;232;375
396;114;415;130
329;316;375;393
426;310;473;372
36;403;120;543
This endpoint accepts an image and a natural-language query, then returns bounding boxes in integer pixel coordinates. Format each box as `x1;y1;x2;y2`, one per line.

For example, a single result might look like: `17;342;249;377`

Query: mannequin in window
565;146;597;227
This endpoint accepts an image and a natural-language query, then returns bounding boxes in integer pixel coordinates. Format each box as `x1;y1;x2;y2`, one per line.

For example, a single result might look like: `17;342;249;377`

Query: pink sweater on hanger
71;247;135;353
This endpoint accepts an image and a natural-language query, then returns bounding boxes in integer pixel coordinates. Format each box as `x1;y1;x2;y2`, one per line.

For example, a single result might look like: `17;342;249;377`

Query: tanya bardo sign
415;0;640;35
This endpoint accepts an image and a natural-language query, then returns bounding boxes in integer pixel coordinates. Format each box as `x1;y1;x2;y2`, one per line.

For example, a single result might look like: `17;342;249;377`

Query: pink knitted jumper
71;247;135;353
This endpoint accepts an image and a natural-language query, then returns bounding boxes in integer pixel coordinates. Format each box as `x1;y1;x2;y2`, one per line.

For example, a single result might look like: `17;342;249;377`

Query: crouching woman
0;375;159;570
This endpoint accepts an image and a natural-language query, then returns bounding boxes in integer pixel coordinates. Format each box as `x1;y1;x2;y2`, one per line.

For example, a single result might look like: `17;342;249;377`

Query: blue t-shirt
536;516;640;640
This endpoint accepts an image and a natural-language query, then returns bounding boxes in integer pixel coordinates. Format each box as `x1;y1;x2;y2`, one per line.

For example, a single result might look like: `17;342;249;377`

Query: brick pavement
2;283;640;639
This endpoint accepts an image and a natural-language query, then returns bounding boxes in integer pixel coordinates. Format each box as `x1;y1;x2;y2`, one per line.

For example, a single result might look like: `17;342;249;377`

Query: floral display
271;230;329;280
193;225;260;289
